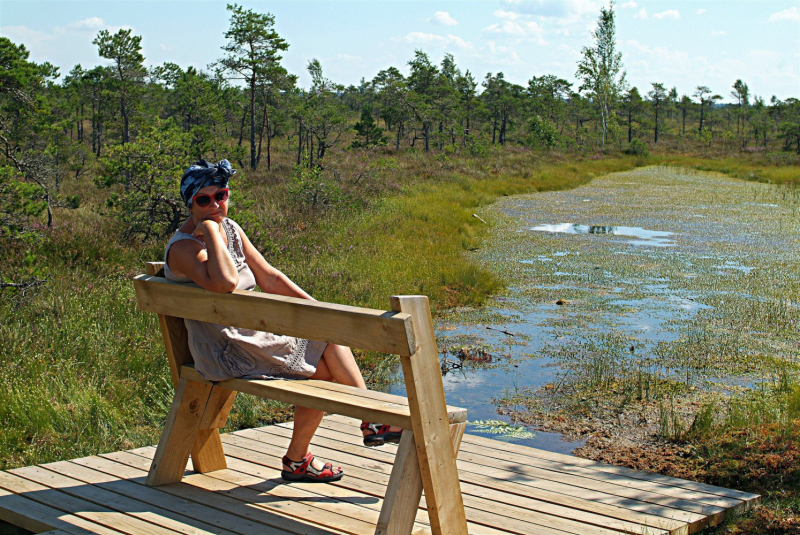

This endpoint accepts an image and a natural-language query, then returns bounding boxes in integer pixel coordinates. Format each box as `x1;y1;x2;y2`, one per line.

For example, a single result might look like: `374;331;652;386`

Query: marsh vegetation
434;166;799;533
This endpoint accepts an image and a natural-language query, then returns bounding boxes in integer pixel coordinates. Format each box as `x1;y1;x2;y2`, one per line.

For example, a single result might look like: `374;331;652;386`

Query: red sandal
361;422;403;447
281;452;344;482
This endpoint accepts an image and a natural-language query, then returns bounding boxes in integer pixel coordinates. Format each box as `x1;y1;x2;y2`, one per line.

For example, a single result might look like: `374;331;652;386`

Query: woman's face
190;185;229;223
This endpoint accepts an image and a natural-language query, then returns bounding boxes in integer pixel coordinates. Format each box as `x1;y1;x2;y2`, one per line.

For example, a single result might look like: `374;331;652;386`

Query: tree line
1;3;799;239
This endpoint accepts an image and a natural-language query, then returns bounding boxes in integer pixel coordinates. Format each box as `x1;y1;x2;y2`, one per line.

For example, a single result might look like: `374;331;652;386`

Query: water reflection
530;223;674;247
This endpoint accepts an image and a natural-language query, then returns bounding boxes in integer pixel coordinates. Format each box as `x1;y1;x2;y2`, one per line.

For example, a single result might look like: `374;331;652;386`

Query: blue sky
1;1;798;102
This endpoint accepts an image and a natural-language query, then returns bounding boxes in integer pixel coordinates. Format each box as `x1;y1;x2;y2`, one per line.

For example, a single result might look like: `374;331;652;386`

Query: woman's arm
167;220;239;293
235;223;313;300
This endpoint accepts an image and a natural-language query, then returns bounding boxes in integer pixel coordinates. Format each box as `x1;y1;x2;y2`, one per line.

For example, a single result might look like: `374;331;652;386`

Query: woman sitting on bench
163;159;402;482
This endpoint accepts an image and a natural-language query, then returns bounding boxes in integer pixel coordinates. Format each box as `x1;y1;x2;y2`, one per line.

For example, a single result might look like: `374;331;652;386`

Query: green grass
0;145;796;477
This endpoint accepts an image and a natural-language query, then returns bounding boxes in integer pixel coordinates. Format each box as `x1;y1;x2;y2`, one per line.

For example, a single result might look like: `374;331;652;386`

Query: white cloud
430;11;458;26
696;8;707;15
494;10;521;20
633;8;648;20
653;10;680;20
499;0;600;20
769;6;800;22
396;32;474;51
483;20;546;43
620;1;637;8
709;31;726;37
484;40;521;65
62;17;106;31
333;53;362;62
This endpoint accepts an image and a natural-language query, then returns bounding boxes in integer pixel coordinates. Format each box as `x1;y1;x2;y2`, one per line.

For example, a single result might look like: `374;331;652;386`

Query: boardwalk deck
0;414;759;535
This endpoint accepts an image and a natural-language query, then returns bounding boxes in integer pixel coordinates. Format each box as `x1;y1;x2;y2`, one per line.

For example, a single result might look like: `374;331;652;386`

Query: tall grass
2;143;796;470
0;147;646;468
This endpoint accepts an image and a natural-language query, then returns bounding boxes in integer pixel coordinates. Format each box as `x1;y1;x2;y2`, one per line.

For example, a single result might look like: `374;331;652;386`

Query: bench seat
135;263;469;535
180;364;467;429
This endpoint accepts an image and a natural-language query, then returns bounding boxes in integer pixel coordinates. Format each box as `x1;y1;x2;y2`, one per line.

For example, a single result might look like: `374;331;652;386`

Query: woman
164;159;402;482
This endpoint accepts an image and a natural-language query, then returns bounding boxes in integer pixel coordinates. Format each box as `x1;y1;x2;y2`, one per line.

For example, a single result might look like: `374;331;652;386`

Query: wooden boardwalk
0;414;759;535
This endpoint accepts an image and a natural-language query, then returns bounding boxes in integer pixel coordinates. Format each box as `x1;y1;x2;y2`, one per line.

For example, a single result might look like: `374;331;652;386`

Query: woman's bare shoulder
166;237;206;278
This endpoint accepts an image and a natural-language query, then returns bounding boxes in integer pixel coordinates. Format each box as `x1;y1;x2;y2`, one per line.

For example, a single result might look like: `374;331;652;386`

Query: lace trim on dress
222;218;245;270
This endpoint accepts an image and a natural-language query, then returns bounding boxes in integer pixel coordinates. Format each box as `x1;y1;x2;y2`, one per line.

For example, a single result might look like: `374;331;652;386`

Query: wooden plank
250;425;677;535
147;378;213;486
196;464;429;535
59;457;289;535
144;425;666;535
451;448;724;519
377;423;467;535
145;263;192;387
0;484;120;535
292;380;467;424
0;471;178;535
296;419;701;533
376;429;422;535
86;452;340;535
13;465;233;535
392;296;467;535
190;430;227;474
460;432;760;506
315;417;704;519
199;387;237;430
133;275;415;356
98;451;347;535
212;438;573;535
452;437;743;510
180;366;416;429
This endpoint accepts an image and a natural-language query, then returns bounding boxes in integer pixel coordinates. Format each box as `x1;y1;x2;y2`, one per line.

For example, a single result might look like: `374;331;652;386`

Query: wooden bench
133;262;468;535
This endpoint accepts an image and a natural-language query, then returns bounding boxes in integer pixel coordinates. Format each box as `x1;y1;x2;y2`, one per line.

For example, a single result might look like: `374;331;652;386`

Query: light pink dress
163;217;326;381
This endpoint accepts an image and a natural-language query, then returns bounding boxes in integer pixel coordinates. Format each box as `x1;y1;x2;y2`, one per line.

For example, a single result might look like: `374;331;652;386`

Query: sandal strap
360;422;388;434
282;452;313;474
307;461;335;476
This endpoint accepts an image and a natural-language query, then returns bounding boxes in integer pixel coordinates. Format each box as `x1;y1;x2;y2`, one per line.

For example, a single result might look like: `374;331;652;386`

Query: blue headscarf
180;159;237;207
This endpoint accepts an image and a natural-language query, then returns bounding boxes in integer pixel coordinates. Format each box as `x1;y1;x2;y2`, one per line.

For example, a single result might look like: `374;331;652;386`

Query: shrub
625;138;649;156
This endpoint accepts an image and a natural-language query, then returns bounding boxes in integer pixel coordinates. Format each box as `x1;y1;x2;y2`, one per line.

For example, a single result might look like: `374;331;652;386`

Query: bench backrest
135;262;468;534
134;262;418;386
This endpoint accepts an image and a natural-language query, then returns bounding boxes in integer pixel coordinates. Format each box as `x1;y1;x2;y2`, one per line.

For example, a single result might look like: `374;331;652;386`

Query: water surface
390;166;800;454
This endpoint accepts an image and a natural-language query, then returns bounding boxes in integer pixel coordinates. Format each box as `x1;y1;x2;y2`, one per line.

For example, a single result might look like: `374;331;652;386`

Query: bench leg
191;387;237;473
391;296;469;535
146;377;213;486
376;422;467;535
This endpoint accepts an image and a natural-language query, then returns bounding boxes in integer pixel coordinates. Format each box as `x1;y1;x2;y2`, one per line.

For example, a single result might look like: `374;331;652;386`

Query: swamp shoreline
2;150;799;533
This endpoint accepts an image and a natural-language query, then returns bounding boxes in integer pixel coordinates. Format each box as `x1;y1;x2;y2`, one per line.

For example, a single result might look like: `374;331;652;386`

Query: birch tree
576;2;625;150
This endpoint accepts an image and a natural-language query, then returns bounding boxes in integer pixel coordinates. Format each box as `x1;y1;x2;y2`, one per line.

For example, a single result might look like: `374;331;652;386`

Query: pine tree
352;105;386;148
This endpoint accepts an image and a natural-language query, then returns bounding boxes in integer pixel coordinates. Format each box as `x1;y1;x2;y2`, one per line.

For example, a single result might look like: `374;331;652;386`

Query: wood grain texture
199;386;237;429
86;454;326;535
272;418;685;535
13;464;228;535
145;263;192;387
146;378;213;487
460;432;760;506
190;429;227;473
295;380;467;424
133;274;416;356
375;423;467;535
376;430;423;535
181;365;421;429
392;296;468;535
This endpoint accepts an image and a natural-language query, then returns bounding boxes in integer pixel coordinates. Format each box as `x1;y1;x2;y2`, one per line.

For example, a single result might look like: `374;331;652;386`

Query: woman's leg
317;343;366;389
283;345;398;471
318;344;402;438
284;357;341;473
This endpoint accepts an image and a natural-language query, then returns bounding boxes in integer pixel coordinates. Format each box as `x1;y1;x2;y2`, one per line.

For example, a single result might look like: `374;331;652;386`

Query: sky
1;0;798;102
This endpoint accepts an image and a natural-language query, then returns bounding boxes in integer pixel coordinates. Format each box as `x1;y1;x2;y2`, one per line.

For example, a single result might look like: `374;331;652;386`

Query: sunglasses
192;188;229;207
